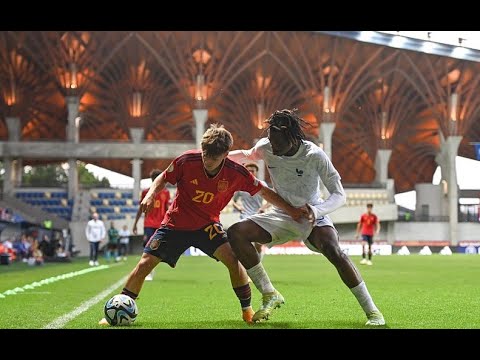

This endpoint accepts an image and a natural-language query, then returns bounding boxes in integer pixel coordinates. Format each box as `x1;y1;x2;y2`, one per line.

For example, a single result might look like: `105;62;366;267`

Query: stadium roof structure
1;31;480;193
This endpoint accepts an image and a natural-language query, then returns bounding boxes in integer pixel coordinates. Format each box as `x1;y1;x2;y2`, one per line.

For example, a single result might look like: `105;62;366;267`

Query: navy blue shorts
144;223;228;268
143;227;158;247
361;235;373;245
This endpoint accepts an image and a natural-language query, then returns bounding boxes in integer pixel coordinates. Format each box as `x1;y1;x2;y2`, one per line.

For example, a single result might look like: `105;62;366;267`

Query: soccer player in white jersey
228;108;385;326
232;162;271;260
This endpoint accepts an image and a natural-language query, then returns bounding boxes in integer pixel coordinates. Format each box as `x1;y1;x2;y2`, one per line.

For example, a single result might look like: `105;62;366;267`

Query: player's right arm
140;172;168;214
228;138;265;163
355;216;362;239
258;186;311;223
85;222;90;240
132;206;142;235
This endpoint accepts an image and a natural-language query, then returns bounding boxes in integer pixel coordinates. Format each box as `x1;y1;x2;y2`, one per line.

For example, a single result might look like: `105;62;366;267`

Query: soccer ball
104;294;138;326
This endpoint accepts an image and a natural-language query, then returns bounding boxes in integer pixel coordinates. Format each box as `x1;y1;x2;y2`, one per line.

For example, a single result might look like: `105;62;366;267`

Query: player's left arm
141;172;168;214
258;182;273;213
228;138;265;163
309;153;347;218
375;215;381;236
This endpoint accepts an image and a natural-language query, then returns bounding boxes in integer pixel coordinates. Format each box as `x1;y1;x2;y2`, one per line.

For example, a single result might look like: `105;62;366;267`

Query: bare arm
375;220;381;235
132;206;143;235
232;200;244;213
141;173;168;214
355;220;362;239
229;148;259;164
258;186;311;223
258;201;273;213
85;223;90;241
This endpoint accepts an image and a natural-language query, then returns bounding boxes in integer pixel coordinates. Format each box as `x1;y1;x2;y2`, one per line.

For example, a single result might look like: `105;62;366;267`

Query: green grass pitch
1;254;479;329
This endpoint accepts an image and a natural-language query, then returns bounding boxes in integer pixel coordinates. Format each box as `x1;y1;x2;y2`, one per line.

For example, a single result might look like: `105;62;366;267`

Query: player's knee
323;242;345;262
227;223;243;244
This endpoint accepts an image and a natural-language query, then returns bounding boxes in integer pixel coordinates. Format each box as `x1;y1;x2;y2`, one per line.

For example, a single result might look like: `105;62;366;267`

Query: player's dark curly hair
265;108;310;144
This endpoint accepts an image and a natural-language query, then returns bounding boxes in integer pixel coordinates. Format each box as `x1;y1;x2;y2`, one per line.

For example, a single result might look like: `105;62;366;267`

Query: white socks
246;262;275;294
350;281;379;314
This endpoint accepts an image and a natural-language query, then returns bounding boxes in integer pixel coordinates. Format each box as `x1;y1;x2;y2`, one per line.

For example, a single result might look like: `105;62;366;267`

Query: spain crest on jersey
217;180;229;192
149;238;160;250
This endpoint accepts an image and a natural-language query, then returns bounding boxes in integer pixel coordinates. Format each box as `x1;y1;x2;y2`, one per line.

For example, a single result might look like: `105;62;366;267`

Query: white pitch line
43;275;128;329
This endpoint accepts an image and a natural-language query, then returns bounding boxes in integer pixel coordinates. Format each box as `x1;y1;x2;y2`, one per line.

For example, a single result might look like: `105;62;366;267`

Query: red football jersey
359;213;378;236
141;188;171;228
162;150;263;230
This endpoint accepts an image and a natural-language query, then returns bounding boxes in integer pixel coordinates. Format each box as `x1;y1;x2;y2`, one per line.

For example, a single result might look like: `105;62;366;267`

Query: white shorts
247;206;335;253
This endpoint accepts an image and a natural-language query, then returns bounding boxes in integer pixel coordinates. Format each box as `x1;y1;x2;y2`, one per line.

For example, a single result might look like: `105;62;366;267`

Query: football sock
350;281;379;314
233;284;252;310
121;288;138;300
246;262;275;294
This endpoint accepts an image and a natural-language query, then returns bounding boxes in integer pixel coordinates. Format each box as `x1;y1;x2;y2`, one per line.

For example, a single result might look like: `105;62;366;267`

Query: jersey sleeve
163;157;182;185
308;147;346;217
241;173;264;196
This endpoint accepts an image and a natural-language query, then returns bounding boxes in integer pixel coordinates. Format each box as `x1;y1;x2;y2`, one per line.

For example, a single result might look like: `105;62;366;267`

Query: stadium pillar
66;96;80;143
67;159;78;200
5;117;22;193
2;158;13;195
5;117;20;141
12;158;22;187
129;128;145;202
319;122;336;160
446;136;462;246
66;96;80;200
319;122;336;198
131;159;143;202
193;109;208;149
375;149;392;184
436;136;462;246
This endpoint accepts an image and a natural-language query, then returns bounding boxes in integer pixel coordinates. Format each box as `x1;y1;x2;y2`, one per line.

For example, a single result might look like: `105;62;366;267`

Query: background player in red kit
356;203;380;265
104;124;309;324
133;169;171;280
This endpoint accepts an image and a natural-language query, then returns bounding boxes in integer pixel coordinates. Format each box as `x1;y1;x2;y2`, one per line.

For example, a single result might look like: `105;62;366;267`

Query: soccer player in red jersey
356;203;380;266
104;124;309;325
133;169;171;280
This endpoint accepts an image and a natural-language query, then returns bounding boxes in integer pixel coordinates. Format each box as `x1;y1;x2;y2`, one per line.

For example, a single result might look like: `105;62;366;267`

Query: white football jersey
229;137;346;217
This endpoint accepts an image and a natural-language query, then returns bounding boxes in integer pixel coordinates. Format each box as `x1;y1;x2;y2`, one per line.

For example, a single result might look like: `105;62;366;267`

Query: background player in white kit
232;162;271;260
228;108;385;326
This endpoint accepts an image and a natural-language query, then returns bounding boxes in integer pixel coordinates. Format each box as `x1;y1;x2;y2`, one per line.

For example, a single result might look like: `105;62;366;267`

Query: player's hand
288;205;312;223
132;225;137;235
140;194;154;214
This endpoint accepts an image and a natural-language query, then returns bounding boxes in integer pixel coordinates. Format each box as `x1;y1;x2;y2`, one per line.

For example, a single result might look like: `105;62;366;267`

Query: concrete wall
394;222;480;241
415;183;447;218
71;217;143;257
330;203;398;224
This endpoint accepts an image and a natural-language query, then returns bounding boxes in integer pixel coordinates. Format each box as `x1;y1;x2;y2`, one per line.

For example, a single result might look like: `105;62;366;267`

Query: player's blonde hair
201;123;233;157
